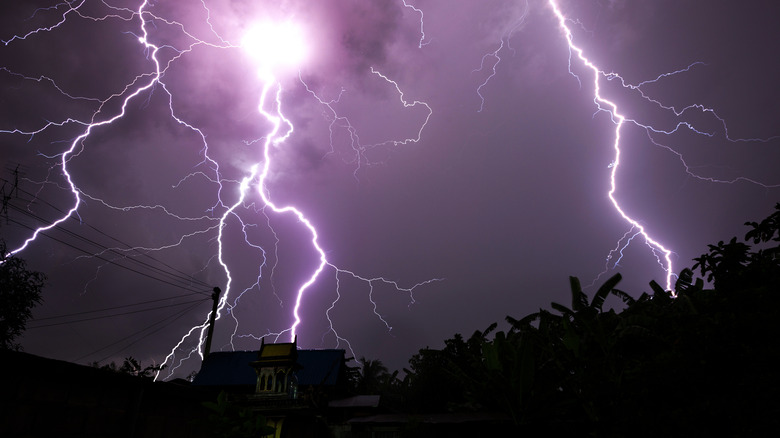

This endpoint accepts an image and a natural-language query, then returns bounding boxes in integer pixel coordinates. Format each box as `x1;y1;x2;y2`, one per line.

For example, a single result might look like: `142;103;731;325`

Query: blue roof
192;349;345;387
297;349;344;386
192;351;257;386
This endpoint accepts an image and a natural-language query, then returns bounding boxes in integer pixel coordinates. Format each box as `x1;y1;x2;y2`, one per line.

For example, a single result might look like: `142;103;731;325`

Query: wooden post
204;287;220;358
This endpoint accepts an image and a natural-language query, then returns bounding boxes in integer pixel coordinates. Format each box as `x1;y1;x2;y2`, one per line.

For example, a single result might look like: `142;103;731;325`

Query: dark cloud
337;1;403;69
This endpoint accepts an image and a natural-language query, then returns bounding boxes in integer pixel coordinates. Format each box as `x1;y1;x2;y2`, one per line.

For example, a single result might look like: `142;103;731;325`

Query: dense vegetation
352;203;780;435
0;239;45;351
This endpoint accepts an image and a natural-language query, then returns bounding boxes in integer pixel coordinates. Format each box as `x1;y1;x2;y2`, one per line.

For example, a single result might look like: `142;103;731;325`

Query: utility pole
203;287;221;358
1;165;20;224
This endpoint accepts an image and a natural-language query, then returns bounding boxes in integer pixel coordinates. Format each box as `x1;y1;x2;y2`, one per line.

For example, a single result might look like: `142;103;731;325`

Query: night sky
2;0;779;379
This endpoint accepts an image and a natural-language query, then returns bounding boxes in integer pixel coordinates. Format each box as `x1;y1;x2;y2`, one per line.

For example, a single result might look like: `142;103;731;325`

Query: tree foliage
0;240;45;351
202;391;275;438
91;356;166;379
400;204;780;435
354;357;394;394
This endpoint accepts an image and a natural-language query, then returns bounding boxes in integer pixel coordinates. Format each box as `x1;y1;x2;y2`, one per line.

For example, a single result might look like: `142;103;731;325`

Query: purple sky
2;0;779;379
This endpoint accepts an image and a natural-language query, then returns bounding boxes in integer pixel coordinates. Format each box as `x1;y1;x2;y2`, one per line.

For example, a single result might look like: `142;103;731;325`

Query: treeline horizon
347;202;780;436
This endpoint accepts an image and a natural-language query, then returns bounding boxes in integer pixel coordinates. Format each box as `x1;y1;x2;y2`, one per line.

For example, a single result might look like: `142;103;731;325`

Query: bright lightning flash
242;21;309;78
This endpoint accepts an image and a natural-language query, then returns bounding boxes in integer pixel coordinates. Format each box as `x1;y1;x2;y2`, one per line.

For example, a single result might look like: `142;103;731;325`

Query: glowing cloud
242;21;309;76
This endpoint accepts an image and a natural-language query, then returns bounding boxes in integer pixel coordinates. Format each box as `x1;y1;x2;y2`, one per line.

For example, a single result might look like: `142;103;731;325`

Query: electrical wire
26;297;210;329
29;292;206;321
6;215;212;295
74;299;208;364
3;183;214;290
6;202;213;291
3;179;219;366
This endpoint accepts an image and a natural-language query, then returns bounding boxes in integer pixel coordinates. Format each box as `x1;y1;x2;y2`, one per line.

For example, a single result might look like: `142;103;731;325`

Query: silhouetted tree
201;391;275;438
90;356;165;379
355;357;392;394
694;202;780;292
400;203;780;435
0;240;45;350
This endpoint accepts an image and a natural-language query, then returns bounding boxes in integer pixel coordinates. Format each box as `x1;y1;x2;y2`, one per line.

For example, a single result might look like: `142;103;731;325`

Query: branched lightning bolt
402;0;428;48
473;0;530;112
548;0;674;291
160;23;440;377
4;1;173;261
548;0;779;292
473;39;505;114
161;2;438;379
300;68;432;180
3;0;243;376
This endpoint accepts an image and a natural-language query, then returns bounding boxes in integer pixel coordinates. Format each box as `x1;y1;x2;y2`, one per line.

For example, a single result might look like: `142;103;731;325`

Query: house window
288;374;298;399
275;370;286;393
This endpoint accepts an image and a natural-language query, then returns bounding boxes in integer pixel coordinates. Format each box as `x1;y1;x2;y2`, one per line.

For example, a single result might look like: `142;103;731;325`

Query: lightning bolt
3;0;235;377
473;0;530;112
154;6;441;378
402;0;428;49
547;0;779;292
550;0;674;290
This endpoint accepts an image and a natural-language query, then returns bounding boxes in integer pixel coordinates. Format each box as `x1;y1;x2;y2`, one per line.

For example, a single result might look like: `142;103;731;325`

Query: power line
7;202;213;290
73;300;208;364
26;297;210;329
6;215;212;295
29;292;207;322
2;175;219;366
2;181;214;290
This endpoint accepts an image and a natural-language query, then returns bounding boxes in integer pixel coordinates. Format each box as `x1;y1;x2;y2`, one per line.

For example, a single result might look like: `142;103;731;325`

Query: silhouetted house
192;338;352;436
252;337;300;398
0;349;212;438
193;338;349;401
